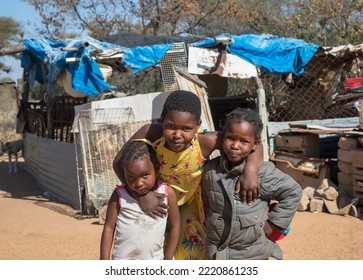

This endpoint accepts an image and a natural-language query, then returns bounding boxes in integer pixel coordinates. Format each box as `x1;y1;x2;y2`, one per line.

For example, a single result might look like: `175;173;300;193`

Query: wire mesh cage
160;42;188;91
262;48;362;122
75;107;150;211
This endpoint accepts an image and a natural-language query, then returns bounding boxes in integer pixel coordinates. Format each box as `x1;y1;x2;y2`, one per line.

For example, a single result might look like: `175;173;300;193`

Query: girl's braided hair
117;140;159;183
224;107;263;140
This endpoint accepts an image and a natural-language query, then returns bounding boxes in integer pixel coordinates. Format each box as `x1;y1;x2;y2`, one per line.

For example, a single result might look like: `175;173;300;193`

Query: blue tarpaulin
193;34;319;76
123;44;173;73
20;34;172;96
20;33;319;97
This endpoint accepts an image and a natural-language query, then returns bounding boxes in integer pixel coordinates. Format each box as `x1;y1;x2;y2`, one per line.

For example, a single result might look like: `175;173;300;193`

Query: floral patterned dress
152;133;207;260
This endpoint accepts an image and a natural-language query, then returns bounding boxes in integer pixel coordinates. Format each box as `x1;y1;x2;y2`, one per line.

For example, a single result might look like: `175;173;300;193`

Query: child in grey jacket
202;108;302;260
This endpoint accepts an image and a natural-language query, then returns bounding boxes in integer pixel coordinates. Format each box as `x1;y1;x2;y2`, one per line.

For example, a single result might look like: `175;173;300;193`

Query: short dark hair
117;140;159;183
161;90;201;121
224;108;263;139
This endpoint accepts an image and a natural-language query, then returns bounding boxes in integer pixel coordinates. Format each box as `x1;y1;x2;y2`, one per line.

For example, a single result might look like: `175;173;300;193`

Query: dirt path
0;157;362;260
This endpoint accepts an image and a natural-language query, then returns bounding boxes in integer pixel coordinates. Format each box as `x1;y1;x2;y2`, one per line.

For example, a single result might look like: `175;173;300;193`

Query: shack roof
3;33;322;97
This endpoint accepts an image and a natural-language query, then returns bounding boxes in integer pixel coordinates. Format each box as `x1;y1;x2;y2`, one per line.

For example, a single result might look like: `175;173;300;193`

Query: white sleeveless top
112;182;168;260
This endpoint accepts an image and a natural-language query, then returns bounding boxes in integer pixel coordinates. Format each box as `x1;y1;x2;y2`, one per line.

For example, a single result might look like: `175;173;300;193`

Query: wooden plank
174;66;207;88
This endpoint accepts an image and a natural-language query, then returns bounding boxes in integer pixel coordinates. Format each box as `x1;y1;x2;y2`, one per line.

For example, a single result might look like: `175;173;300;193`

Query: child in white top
100;140;180;260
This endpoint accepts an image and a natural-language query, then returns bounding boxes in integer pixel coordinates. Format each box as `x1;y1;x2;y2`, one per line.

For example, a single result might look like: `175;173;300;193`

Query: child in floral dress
113;90;263;259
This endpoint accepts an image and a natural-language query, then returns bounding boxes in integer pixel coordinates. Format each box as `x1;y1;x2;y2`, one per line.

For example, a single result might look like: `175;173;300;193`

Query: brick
352;162;363;176
321;187;339;200
309;198;324;213
303;186;315;198
317;178;337;190
338;161;352;174
351;148;363;165
275;134;319;148
353;184;363;193
338;172;353;186
298;193;310;211
352;174;363;188
338;136;359;150
337;149;351;163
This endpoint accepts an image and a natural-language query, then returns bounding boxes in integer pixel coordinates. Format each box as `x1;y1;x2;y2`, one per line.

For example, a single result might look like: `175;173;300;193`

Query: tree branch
0;45;27;56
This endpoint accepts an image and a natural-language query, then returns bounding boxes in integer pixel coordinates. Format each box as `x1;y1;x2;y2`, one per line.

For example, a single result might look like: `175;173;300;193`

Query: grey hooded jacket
202;154;302;260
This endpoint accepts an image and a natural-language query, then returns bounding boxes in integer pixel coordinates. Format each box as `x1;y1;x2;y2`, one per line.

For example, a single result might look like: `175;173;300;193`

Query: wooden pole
254;75;270;162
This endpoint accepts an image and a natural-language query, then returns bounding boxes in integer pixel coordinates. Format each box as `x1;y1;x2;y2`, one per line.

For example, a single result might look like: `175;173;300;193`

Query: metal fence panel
24;132;81;210
75;107;150;211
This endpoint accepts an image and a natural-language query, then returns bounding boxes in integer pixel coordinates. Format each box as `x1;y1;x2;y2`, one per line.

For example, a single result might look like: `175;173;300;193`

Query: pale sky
0;0;41;81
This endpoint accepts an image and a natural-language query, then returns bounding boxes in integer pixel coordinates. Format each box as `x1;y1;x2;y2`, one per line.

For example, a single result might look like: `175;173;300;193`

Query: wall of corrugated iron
23;132;81;210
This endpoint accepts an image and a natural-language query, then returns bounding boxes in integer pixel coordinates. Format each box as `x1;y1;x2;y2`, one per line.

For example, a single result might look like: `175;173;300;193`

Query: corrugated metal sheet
24;133;81;210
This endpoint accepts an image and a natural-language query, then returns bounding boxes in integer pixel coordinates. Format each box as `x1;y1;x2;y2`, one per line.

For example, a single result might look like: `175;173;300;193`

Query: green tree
28;0;363;45
27;0;234;38
199;0;363;46
0;17;23;76
280;0;363;46
0;81;18;142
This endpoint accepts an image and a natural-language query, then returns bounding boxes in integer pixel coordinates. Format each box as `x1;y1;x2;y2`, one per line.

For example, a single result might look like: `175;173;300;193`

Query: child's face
162;110;200;152
223;121;258;167
123;157;157;195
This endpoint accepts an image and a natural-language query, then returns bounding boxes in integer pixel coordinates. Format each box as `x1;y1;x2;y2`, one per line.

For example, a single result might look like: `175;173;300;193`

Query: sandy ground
0;157;363;260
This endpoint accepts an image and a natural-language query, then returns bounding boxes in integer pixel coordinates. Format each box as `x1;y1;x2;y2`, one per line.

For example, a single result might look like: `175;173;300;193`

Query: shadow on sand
0;161;43;199
0;160;90;220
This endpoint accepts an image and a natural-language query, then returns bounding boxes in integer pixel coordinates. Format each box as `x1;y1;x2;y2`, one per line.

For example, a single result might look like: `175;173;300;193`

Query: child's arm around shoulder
113;123;163;180
164;185;180;260
131;123;164;142
198;131;222;158
100;189;120;260
238;142;263;203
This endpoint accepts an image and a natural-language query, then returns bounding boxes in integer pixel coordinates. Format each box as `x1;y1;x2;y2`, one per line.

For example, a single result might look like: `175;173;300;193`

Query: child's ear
252;139;261;152
118;163;126;183
154;161;160;179
197;119;202;128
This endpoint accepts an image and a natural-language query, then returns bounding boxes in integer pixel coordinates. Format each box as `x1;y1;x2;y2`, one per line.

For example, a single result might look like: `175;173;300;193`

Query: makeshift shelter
2;32;362;214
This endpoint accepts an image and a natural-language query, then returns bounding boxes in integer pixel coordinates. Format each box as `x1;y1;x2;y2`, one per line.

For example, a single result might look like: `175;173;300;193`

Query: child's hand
235;171;260;204
138;191;168;219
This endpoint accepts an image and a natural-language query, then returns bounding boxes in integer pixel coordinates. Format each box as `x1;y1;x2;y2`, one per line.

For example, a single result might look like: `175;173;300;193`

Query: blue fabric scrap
193;34;320;76
122;44;173;73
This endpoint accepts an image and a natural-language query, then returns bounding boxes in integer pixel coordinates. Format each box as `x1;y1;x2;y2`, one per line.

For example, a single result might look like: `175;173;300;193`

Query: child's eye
127;176;135;182
165;124;175;129
183;127;193;132
143;174;150;179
